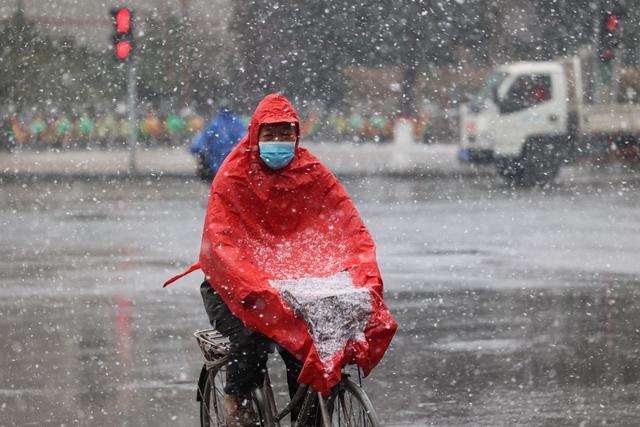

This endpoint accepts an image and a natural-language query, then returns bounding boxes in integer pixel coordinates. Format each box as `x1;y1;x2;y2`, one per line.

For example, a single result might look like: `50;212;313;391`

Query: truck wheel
519;139;561;187
495;157;524;186
495;140;561;187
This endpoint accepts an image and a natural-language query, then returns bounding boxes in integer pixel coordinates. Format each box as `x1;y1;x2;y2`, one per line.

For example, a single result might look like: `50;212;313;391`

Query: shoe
224;393;258;427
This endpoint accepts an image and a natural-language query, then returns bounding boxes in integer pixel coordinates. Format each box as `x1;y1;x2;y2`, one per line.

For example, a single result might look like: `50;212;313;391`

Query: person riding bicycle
190;101;246;182
165;94;397;427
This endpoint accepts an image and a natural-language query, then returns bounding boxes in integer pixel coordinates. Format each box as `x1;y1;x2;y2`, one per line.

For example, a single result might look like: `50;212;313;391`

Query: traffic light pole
127;58;137;174
110;7;137;174
592;0;601;103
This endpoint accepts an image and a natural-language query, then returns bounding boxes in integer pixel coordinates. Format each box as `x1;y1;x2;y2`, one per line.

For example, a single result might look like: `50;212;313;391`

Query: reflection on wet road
1;175;640;425
380;286;640;425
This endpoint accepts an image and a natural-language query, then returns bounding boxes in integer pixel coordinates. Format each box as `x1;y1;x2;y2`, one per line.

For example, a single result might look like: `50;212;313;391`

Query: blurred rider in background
190;99;246;182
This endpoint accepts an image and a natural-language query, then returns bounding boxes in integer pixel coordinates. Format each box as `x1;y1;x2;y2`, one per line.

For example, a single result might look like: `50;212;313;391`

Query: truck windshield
469;71;508;112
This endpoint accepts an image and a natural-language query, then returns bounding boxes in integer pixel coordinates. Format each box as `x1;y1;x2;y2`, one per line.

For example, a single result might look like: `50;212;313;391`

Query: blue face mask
258;141;295;170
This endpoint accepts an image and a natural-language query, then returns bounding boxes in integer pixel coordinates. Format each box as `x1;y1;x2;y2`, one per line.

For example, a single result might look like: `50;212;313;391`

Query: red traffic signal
607;15;618;32
115;8;131;33
598;11;622;63
601;47;615;62
111;7;134;62
115;40;132;61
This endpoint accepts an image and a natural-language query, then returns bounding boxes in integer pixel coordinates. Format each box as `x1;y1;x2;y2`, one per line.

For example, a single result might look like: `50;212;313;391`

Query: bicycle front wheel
199;367;227;427
327;379;381;427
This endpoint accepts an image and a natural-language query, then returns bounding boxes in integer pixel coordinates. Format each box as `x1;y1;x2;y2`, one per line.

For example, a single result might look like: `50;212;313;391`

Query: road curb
0;143;487;180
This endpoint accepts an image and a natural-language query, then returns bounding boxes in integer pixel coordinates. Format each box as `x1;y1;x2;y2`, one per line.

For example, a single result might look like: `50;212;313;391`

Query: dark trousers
200;281;304;397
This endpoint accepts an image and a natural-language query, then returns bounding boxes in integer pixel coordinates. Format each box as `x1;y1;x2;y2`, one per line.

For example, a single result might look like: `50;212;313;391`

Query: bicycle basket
194;328;230;364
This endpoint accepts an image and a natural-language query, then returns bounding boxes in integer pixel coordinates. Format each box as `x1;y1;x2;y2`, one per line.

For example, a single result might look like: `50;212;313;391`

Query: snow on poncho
165;93;397;394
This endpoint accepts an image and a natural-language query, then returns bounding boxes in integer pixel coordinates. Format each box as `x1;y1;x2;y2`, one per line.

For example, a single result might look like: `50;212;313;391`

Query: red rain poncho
166;94;397;394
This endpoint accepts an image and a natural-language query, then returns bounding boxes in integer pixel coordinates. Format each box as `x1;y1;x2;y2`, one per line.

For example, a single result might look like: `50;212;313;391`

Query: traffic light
598;10;622;63
111;7;134;62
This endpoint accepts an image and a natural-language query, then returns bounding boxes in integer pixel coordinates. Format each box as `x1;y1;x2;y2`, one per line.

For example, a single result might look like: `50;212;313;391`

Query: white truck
459;53;640;185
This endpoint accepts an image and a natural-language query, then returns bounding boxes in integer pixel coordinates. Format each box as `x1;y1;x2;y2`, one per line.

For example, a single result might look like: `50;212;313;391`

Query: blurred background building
2;0;639;147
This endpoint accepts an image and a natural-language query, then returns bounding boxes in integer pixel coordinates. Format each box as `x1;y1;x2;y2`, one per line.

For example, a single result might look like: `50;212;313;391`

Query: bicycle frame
195;329;379;427
252;370;338;427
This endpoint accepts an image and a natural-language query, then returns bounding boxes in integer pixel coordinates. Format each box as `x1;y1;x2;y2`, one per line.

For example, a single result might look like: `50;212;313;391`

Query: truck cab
460;61;572;185
459;70;506;163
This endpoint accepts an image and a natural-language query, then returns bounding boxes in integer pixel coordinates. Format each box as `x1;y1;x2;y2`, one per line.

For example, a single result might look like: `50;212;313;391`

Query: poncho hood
166;93;397;394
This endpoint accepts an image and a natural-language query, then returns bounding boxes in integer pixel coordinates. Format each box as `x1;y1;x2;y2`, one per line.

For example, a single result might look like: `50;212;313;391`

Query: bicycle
194;328;382;427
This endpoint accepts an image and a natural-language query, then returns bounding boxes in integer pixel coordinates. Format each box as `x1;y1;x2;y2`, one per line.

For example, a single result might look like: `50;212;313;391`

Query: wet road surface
2;175;640;426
